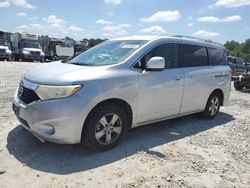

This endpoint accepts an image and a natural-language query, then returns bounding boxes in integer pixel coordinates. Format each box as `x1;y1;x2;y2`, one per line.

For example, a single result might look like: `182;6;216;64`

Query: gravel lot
0;61;249;188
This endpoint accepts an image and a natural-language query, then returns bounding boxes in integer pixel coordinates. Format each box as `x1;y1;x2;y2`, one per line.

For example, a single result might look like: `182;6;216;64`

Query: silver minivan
13;35;231;151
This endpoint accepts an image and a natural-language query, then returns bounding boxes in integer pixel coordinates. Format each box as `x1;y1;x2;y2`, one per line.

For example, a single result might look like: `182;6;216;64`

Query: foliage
224;39;250;62
87;38;107;48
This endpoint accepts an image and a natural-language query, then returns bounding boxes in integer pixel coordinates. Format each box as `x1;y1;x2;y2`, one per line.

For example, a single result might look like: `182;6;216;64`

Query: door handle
175;75;182;80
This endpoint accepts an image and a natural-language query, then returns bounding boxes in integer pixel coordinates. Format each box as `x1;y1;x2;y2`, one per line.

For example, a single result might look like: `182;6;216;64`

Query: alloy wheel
209;97;219;116
95;113;122;145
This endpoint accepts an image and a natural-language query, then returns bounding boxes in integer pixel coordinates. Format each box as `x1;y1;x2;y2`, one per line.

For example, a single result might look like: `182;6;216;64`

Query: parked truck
10;32;45;62
39;36;75;61
0;31;12;61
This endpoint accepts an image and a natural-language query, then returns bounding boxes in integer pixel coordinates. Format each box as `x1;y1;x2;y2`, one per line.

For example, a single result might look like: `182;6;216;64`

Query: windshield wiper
70;62;93;66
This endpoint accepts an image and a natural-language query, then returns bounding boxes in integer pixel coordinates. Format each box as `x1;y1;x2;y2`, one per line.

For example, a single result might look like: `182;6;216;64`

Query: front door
136;43;184;124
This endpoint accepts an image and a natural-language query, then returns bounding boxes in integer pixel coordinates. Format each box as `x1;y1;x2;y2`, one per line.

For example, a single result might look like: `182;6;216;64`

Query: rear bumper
13;88;95;144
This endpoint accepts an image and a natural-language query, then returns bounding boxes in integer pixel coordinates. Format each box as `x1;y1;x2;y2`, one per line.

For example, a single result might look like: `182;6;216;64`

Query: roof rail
170;35;223;46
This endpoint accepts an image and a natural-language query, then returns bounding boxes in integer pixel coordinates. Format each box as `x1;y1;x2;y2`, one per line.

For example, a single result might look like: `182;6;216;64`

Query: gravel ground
0;61;249;188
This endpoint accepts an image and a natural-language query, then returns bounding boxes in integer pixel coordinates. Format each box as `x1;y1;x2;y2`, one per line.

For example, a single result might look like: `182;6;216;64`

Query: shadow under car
6;112;234;175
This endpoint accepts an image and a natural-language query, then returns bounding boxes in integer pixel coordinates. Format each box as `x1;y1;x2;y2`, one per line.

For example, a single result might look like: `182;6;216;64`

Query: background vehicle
228;56;247;76
13;36;231;152
234;71;250;91
0;31;12;61
74;39;89;56
39;36;75;61
10;32;45;62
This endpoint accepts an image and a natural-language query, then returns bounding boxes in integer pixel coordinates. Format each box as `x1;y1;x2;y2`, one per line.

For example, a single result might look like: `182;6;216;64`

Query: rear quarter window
209;48;227;65
182;44;208;67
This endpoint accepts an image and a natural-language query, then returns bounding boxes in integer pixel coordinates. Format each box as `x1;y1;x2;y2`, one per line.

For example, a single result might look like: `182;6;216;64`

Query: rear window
209;48;227;65
182;45;208;67
228;57;236;64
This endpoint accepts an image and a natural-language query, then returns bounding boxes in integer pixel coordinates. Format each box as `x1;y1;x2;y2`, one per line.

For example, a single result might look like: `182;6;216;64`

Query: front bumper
13;87;94;144
23;54;44;60
0;53;11;59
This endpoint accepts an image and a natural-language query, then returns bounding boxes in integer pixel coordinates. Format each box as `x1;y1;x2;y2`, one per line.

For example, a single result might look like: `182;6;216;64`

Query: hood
23;48;42;52
24;61;110;85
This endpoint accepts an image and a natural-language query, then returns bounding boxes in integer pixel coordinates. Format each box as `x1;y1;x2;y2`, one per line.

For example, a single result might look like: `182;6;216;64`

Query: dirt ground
0;61;249;188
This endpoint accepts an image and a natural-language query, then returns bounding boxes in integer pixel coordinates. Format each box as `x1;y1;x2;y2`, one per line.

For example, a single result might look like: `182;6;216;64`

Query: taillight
229;69;233;76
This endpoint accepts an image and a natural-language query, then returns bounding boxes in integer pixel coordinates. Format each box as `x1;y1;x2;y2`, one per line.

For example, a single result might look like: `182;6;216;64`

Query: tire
21;55;26;62
8;56;12;61
234;81;244;91
14;55;19;61
200;92;221;120
82;103;128;152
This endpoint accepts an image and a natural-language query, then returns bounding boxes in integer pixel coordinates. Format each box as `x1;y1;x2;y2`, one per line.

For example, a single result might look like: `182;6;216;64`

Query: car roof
110;35;159;41
110;35;224;49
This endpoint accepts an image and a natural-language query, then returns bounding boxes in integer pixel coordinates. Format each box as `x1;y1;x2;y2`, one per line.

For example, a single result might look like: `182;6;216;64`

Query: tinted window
236;58;245;65
140;43;179;69
228;57;236;64
209;48;227;65
182;45;208;67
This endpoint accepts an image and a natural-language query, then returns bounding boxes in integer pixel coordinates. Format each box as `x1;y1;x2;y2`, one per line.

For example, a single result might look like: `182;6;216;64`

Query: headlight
35;85;82;100
40;52;45;56
6;49;12;54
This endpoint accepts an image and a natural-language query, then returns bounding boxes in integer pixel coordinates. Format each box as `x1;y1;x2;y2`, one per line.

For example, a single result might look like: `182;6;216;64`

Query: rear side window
182;45;208;67
140;43;179;69
209;48;227;65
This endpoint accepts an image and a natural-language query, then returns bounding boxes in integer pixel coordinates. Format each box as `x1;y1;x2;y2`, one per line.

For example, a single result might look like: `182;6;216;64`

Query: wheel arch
81;98;133;142
210;88;224;106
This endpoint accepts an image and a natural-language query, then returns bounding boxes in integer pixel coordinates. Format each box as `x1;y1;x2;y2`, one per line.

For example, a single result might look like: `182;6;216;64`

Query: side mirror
145;57;165;71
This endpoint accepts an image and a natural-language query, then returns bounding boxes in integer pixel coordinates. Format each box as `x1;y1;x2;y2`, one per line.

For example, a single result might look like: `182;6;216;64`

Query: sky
0;0;249;43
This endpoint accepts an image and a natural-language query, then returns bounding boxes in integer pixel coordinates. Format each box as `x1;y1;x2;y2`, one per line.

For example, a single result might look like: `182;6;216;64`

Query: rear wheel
82;103;128;152
200;92;221;119
234;81;244;91
40;58;45;63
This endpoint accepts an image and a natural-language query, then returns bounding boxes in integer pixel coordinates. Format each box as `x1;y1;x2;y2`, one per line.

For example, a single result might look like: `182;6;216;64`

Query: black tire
40;58;45;63
200;92;221;120
13;54;19;61
234;81;244;91
82;103;128;152
21;55;26;62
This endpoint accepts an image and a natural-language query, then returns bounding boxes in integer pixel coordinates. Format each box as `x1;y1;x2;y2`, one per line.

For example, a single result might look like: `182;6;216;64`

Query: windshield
68;40;147;66
23;42;40;49
0;39;7;46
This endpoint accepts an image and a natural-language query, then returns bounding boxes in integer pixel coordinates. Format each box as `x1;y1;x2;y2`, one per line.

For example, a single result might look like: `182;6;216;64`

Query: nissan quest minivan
13;35;231;151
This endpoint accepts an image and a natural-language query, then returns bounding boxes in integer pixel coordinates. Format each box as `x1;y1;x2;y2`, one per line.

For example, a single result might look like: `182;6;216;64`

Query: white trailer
39;36;75;61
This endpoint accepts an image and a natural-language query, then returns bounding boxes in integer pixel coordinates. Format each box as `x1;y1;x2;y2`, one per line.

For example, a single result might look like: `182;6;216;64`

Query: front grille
30;51;40;56
18;85;40;104
0;49;6;53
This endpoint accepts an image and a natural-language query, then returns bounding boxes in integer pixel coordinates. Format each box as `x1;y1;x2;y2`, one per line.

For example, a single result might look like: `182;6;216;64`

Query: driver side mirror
145;57;165;71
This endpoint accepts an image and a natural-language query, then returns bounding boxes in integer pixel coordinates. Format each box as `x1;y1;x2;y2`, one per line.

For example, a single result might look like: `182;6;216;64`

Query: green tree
224;39;250;62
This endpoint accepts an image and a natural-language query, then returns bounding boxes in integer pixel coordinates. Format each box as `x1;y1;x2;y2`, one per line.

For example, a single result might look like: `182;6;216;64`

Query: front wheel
200;92;221;119
82;103;128;152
